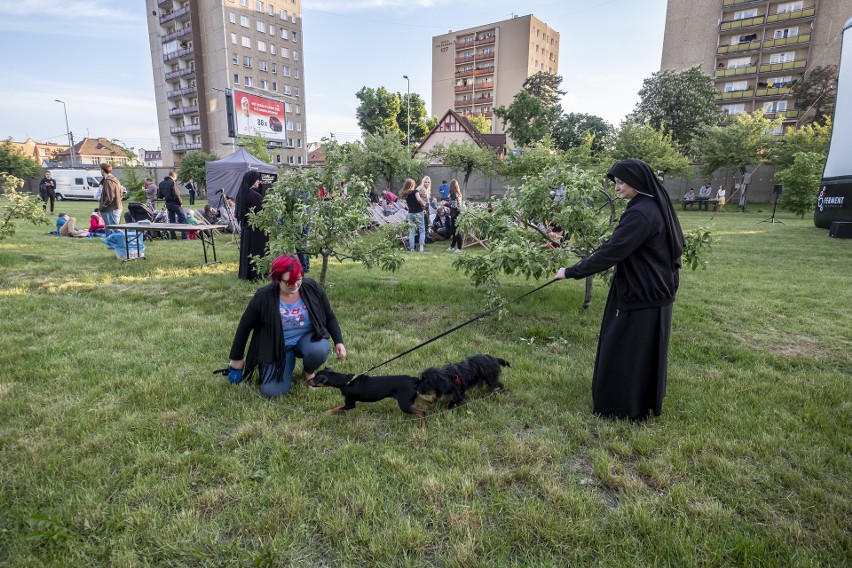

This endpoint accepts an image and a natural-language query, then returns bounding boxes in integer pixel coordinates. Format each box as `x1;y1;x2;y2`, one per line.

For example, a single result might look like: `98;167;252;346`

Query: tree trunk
320;252;330;286
583;275;594;311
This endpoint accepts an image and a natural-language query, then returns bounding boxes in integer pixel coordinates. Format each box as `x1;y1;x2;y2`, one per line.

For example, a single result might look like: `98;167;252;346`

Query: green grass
1;201;850;566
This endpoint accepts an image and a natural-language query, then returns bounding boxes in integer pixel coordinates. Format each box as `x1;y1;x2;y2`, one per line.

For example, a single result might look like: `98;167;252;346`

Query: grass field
0;200;850;567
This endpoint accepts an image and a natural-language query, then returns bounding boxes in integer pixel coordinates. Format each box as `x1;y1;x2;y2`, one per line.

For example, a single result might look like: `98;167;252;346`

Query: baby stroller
127;202;169;240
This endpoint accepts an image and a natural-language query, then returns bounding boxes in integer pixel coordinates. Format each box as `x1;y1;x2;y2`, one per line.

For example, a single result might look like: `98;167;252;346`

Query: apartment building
146;0;306;166
432;15;559;139
661;0;850;131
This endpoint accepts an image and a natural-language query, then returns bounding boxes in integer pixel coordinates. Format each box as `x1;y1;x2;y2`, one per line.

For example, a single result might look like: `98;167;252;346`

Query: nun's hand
556;267;568;280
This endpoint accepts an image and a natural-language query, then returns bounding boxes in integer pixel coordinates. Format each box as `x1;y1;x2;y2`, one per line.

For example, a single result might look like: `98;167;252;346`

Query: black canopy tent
204;148;278;203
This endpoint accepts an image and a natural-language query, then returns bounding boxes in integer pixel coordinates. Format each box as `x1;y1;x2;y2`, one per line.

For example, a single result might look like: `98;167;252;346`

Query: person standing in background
144;178;157;209
186;179;197;205
98;163;123;237
235;170;268;280
39;171;56;214
160;171;187;240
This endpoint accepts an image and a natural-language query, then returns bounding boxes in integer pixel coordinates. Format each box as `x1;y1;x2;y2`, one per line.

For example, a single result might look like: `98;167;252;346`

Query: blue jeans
102;209;121;236
258;335;331;398
407;212;425;251
167;204;187;239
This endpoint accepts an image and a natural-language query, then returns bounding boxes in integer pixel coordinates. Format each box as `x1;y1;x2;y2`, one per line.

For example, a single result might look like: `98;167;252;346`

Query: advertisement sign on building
229;89;286;142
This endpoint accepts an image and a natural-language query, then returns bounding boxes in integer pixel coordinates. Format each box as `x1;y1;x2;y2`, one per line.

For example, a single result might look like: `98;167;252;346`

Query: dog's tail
495;357;510;368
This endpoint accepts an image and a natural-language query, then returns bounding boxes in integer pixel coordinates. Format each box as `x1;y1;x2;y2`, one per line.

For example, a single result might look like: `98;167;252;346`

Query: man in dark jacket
159;171;187;239
39;171;56;213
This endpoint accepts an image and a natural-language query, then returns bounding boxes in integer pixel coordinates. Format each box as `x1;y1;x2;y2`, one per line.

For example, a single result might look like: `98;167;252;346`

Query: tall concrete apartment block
661;0;850;130
432;15;559;136
146;0;306;166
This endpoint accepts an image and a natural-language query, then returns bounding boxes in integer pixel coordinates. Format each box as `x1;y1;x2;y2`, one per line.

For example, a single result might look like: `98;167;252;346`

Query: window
295;104;301;115
269;25;275;36
765;76;792;87
733;9;758;20
280;9;287;19
292;31;298;43
773;27;799;39
727;56;751;69
268;4;274;15
245;76;253;87
240;15;250;27
281;29;289;40
294;68;299;79
242;36;251;48
255;1;264;11
259;60;268;71
234;74;240;84
270;43;276;55
271;62;277;73
286;120;294;131
243;55;252;67
296;121;301;132
291;13;296;23
763;100;788;113
282;66;290;76
297;155;302;165
257;21;266;33
724;80;748;92
293;50;298;61
276;154;281;163
769;52;794;64
288;155;295;165
260;80;268;90
777;2;803;14
285;102;292;112
240;0;247;5
232;52;238;64
282;47;290;58
229;11;236;23
283;84;291;95
294;87;299;97
230;32;237;44
258;40;267;52
272;81;277;91
723;103;744;115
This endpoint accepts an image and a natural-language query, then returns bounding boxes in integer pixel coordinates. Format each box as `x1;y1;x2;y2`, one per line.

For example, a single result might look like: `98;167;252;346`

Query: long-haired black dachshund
308;369;434;429
419;354;509;409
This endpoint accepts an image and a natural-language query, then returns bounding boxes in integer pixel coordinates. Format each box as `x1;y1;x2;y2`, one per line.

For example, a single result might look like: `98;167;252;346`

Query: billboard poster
231;89;286;142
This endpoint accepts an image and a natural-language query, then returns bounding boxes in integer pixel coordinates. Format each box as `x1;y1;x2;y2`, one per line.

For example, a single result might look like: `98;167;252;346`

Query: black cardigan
229;279;344;380
565;194;679;311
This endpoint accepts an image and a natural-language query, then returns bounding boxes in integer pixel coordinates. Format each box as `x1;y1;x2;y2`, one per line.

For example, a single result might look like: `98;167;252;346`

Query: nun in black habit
556;159;685;420
235;170;268;281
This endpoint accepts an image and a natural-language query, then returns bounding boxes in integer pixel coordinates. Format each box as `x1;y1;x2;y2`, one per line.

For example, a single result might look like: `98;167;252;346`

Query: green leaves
682;226;713;271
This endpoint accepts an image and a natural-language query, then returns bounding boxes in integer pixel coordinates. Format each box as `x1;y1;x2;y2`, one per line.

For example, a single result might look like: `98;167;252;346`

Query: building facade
53;138;140;167
431;15;559;139
146;0;306;167
9;139;69;166
661;0;851;129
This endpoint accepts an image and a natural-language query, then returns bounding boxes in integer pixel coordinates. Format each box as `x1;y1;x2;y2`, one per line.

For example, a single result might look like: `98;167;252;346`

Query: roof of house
307;145;326;165
419;109;506;156
54;137;129;158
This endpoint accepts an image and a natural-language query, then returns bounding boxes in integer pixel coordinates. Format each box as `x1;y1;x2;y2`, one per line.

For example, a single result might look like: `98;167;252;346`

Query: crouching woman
229;254;347;398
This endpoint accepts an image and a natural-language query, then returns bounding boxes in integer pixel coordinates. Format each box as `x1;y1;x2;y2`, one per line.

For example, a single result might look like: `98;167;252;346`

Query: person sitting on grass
89;209;106;236
228;254;346;398
56;213;89;238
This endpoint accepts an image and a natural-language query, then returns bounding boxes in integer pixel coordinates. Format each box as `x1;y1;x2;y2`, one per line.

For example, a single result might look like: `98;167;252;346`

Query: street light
402;75;410;150
54;99;76;167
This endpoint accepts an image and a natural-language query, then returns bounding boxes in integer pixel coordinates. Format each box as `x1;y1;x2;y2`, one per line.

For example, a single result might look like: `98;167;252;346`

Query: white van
50;169;127;201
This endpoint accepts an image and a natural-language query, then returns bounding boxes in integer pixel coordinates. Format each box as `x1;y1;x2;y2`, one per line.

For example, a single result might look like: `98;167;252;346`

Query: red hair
269;255;304;286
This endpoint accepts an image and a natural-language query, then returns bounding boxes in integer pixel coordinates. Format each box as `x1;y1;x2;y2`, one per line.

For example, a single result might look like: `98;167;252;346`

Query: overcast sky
0;0;666;152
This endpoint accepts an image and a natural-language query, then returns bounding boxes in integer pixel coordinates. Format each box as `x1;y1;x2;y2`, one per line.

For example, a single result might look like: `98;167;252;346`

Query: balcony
163;46;194;62
474;67;494;76
454;100;474;108
477;51;495;60
766;7;815;24
162;25;191;43
454;84;474;92
158;0;175;6
720;16;765;31
715;65;757;78
164;66;195;80
718;40;761;54
455;69;474;78
455;55;475;64
167;86;197;99
762;109;799;120
475;94;493;102
173;143;202;153
763;33;810;49
168;104;199;117
723;0;763;5
755;86;792;97
759;59;806;73
159;5;190;25
716;89;755;100
170;124;201;135
455;38;476;50
475;36;495;46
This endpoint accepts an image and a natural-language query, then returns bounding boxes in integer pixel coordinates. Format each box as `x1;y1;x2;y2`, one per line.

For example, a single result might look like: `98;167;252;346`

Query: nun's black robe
235;172;268;281
563;160;684;420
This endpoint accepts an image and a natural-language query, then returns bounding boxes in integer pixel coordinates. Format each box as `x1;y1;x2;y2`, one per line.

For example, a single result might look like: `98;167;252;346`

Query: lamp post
402;75;410;150
54;99;76;167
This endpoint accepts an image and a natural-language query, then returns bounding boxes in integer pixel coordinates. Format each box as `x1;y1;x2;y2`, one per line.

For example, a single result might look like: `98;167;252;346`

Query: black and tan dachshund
308;369;434;429
419;354;509;409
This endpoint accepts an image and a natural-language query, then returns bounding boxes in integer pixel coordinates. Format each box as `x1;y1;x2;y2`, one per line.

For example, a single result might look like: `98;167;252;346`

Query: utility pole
55;99;76;167
403;75;410;150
